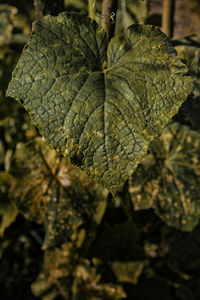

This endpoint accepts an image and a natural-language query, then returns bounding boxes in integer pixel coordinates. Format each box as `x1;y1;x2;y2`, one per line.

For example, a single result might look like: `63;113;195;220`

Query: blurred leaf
0;172;18;236
72;260;126;300
0;4;32;155
32;242;126;300
110;260;148;285
0;201;18;237
127;0;148;24
0;4;30;47
0;4;30;93
129;122;200;231
0;4;33;237
64;0;87;11
11;138;108;249
7;12;193;193
173;36;200;130
0;5;17;46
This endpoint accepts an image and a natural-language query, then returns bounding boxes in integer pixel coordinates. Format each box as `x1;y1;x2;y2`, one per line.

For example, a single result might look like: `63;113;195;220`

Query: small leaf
110;260;148;285
7;12;193;193
129;122;200;231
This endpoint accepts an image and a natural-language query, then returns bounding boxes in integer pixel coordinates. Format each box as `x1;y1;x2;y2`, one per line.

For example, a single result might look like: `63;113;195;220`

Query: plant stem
101;0;118;41
121;0;128;31
162;0;174;37
34;0;44;19
88;0;95;20
34;0;64;17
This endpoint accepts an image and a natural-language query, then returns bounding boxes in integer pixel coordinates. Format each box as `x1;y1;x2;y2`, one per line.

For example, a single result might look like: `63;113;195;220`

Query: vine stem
34;0;44;19
88;0;95;20
34;0;65;18
121;0;128;31
162;0;174;37
101;0;118;41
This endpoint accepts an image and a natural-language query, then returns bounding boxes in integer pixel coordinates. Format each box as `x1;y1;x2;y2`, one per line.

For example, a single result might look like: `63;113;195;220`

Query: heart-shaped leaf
6;12;193;193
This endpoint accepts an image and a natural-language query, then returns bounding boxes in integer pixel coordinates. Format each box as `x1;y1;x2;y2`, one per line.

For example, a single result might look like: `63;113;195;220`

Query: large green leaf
7;12;193;193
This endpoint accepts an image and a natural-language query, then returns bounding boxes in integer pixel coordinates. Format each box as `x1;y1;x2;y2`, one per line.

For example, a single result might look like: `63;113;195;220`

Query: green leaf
7;12;193;193
129;122;200;231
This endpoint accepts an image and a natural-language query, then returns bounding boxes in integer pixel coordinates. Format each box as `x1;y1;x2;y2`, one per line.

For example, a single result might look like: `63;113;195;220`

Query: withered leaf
32;242;126;300
11;138;108;248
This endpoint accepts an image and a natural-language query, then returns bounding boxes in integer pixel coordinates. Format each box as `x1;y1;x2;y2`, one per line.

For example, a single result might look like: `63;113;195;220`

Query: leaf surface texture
7;12;193;192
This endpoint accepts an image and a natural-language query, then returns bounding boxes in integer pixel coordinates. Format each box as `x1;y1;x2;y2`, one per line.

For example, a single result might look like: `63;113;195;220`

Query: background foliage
0;1;200;299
